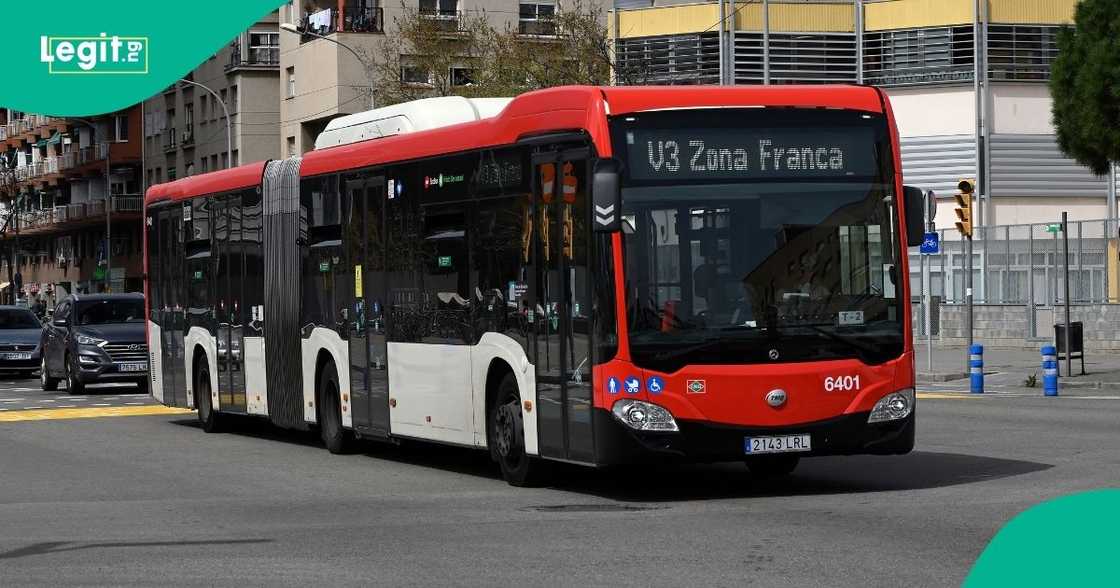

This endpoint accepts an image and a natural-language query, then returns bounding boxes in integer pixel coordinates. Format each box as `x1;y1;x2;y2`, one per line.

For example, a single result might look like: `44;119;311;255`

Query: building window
287;136;296;157
419;0;457;17
211;154;218;170
168;167;177;181
616;33;720;85
114;114;129;141
519;2;555;36
221;152;228;169
401;64;431;85
863;26;975;86
156;167;162;183
286;67;296;98
201;158;209;173
219;89;228;117
232;149;239;166
987;25;1062;81
449;67;476;86
249;31;280;65
200;95;208;121
184;104;194;142
230;85;239;113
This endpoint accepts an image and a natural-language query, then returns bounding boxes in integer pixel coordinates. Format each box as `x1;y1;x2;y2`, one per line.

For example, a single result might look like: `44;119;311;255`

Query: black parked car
0;306;44;377
40;293;149;393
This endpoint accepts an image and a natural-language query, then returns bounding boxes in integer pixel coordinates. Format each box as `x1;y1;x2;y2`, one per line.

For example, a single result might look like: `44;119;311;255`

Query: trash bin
1053;321;1085;376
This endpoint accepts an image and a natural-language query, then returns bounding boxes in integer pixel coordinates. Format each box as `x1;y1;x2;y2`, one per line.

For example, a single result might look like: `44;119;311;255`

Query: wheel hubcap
495;402;518;458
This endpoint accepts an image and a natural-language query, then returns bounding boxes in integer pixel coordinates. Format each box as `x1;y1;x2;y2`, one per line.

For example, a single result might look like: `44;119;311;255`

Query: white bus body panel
387;342;476;446
300;327;351;427
147;320;164;403
244;336;268;416
314;96;512;149
184;326;217;410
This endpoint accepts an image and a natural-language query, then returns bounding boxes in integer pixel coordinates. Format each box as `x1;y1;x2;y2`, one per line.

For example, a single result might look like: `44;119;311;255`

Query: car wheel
317;361;353;454
489;373;549;487
65;353;84;394
196;360;223;433
40;358;59;391
745;455;800;478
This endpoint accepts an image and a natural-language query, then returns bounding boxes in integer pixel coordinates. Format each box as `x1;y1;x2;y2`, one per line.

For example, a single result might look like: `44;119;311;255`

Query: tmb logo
40;33;148;74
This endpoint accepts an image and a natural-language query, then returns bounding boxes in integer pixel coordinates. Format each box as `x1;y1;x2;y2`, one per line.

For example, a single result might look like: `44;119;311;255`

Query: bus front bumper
591;407;915;465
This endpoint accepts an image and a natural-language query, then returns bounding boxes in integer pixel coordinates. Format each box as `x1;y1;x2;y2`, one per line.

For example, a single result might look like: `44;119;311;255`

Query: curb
918;372;968;382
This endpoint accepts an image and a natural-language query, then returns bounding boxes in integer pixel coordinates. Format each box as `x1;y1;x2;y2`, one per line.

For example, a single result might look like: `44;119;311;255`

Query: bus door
344;172;389;436
159;206;187;407
213;196;246;413
531;150;594;463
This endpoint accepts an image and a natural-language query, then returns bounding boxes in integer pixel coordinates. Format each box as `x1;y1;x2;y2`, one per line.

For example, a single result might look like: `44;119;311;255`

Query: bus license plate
2;352;31;360
744;434;811;454
119;362;148;372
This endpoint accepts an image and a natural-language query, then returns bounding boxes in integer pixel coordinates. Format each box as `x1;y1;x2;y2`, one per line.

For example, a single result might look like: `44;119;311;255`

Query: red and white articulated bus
144;86;925;485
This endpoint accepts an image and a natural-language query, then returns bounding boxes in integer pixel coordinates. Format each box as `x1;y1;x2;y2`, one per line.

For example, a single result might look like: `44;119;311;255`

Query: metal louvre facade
989;134;1110;198
734;32;858;84
899;135;977;196
615;32;720;85
987;25;1062;81
862;25;975;86
262;157;307;429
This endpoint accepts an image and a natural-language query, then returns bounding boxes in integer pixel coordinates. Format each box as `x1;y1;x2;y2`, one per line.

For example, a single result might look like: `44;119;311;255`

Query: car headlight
611;399;679;432
76;334;107;347
868;388;915;423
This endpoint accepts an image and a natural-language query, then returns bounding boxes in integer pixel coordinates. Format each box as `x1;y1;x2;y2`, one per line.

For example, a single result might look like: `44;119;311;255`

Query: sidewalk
915;344;1120;392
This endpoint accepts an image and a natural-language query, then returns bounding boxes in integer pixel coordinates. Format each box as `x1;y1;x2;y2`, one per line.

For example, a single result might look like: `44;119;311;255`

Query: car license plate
2;352;32;360
119;362;148;372
744;434;811;454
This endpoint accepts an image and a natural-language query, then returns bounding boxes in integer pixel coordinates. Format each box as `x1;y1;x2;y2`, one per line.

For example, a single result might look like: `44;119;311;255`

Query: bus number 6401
824;375;860;392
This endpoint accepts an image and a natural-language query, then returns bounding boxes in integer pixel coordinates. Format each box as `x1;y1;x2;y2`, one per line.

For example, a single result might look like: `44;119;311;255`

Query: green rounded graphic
0;0;286;116
965;489;1120;586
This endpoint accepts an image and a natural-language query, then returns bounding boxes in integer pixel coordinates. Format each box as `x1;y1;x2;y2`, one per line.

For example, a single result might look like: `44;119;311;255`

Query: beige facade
277;0;550;155
144;12;282;183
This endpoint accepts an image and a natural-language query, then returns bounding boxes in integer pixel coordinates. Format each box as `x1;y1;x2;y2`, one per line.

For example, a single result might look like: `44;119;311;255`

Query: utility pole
1062;211;1072;377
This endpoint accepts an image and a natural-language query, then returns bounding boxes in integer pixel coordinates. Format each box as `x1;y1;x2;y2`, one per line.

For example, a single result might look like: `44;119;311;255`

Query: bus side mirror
592;158;621;233
903;185;924;247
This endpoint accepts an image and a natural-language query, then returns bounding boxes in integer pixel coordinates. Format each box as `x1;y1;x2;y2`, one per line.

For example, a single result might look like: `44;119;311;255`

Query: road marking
0;398;25;403
91;403;111;407
125;402;145;405
39;399;55;403
0;405;191;423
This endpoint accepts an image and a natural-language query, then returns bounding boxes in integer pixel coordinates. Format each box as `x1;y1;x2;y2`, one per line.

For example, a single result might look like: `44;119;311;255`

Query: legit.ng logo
40;33;149;74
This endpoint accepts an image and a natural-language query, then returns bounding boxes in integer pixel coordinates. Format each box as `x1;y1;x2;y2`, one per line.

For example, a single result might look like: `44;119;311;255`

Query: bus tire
317;360;353;454
489;373;548;487
746;455;800;477
196;360;223;433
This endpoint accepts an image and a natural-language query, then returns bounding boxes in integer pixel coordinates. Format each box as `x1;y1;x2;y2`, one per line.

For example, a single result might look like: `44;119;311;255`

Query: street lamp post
279;22;376;108
178;78;233;169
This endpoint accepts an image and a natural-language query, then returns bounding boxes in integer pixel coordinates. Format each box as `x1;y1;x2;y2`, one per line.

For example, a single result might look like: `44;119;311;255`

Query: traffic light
954;178;975;239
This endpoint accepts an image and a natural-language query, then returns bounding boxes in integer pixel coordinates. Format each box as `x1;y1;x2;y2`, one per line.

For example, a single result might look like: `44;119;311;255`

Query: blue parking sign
920;232;939;254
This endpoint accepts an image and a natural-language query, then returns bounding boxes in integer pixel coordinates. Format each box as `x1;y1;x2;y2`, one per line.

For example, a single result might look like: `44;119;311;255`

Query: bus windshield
611;108;905;372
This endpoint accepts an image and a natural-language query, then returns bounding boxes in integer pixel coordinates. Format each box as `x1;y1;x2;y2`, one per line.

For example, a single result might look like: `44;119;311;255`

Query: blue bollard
1041;345;1059;397
970;344;984;394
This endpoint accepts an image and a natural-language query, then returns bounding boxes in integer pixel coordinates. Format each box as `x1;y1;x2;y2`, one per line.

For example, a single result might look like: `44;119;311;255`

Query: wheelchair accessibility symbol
646;376;665;395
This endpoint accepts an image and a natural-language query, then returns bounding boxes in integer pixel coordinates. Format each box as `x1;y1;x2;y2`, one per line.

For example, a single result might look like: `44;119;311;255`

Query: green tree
1050;0;1120;175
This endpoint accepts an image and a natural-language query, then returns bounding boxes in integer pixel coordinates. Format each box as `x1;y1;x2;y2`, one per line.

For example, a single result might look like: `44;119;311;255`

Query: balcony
518;19;557;36
112;196;142;213
181;127;195;147
226;40;280;71
163;129;178;153
4;195;144;236
299;5;384;42
418;8;463;33
76;142;111;166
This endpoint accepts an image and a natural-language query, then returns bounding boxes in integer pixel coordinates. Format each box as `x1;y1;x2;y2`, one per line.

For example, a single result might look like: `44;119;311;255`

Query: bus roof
146;85;885;203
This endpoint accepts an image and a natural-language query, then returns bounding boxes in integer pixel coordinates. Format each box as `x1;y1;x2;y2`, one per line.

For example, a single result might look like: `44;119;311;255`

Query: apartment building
277;0;573;155
0;107;145;303
143;11;282;183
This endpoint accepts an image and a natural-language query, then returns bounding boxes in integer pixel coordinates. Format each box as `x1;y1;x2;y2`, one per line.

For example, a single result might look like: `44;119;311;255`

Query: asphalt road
1;372;1117;587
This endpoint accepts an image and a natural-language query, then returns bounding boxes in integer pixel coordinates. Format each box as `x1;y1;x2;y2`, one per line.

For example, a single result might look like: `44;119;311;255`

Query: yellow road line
917;392;979;400
0;405;191;423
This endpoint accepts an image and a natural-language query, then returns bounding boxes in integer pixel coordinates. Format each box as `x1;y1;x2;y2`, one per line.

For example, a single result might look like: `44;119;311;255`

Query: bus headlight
612;399;678;432
868;388;915;423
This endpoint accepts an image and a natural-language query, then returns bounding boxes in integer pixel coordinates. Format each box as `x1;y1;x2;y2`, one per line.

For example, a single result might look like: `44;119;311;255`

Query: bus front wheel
490;373;548;487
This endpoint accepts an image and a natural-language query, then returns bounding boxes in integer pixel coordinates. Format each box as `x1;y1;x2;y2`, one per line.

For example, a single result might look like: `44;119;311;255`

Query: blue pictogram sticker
647;376;665;395
607;377;621;395
624;376;641;394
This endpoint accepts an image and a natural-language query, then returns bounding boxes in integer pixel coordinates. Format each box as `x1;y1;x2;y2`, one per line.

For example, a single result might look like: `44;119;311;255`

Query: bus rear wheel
196;361;223;433
318;360;354;454
490;373;547;487
746;455;800;477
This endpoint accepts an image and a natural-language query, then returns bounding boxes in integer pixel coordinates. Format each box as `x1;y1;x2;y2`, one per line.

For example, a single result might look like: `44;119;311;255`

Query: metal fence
908;217;1120;305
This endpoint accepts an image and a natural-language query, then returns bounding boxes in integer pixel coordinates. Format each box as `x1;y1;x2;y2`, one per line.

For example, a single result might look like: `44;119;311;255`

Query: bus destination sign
626;128;876;181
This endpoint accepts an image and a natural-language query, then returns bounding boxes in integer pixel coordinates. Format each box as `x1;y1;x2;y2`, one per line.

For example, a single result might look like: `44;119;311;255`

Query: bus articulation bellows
144;86;923;485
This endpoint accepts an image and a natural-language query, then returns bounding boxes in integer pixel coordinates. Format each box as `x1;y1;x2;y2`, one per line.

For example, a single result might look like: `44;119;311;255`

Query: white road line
125;402;145;405
58;404;77;408
0;408;7;411
105;396;120;400
91;403;111;407
39;399;55;403
0;398;25;402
